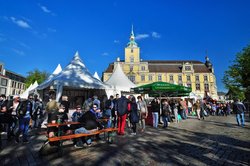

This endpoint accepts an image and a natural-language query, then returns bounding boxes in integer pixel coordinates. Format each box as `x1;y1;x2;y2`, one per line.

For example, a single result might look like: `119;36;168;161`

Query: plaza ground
0;114;249;166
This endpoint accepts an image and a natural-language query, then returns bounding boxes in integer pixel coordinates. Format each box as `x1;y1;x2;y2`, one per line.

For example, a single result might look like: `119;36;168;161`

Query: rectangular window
178;75;182;81
187;75;191;81
141;75;145;81
195;75;199;81
128;75;135;83
130;57;134;63
196;83;200;90
12;81;14;88
178;83;183;86
1;78;7;86
149;75;153;81
187;83;192;88
131;49;133;53
169;75;173;81
204;75;208;81
141;66;145;71
158;75;162;81
0;64;2;73
204;83;209;91
185;66;191;71
0;87;6;95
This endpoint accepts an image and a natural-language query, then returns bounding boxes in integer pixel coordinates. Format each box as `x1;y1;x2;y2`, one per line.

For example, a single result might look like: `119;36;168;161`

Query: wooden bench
48;128;118;142
40;121;117;156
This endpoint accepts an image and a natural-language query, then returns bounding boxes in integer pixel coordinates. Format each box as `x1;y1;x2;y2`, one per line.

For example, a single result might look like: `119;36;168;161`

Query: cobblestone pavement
0;114;249;166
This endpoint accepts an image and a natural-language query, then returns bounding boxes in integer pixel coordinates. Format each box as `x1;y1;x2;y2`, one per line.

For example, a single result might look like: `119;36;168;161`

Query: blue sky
0;0;250;92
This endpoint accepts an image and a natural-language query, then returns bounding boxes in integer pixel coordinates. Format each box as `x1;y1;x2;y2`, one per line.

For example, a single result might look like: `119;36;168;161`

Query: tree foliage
223;44;250;101
25;69;49;88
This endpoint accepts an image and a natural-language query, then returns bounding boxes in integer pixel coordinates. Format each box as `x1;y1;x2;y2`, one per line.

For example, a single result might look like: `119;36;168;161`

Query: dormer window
185;66;191;71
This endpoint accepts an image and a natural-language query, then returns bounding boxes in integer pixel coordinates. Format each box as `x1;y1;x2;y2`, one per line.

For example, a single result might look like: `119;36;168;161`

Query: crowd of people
0;91;247;149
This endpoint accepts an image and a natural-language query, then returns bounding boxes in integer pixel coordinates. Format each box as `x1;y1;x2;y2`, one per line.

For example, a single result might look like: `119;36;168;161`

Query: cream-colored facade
0;63;26;97
103;28;218;99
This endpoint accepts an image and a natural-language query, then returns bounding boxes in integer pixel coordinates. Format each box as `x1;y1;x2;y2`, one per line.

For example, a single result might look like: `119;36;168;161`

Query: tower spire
131;24;134;37
127;25;137;47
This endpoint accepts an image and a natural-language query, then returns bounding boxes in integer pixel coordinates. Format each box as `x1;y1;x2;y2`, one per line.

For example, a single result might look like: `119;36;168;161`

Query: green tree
25;69;49;88
223;44;250;101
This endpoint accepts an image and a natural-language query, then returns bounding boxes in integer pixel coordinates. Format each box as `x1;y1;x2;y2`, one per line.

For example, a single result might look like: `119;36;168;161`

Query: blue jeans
162;115;168;128
152;112;159;128
236;113;245;127
181;109;187;120
17;116;30;141
75;127;91;145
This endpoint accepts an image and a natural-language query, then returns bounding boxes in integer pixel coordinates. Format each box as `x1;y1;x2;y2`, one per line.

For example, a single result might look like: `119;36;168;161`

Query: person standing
233;98;246;127
104;95;114;128
130;96;139;135
45;91;60;138
112;94;119;128
151;98;160;128
161;100;170;128
15;95;33;143
61;96;70;118
115;95;128;135
179;99;187;120
7;96;21;138
137;96;148;132
193;100;202;120
31;94;44;128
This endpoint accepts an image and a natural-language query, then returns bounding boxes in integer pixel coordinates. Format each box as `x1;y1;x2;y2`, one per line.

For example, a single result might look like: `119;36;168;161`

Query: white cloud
114;40;119;43
38;4;55;16
48;28;57;32
135;34;150;40
152;32;161;38
39;4;51;13
13;48;25;56
10;17;31;29
102;52;109;56
19;42;30;49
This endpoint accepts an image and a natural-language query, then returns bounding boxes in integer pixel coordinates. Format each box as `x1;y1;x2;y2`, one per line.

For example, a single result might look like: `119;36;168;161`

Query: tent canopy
36;52;112;101
105;62;136;92
37;52;110;90
132;81;192;97
93;71;101;81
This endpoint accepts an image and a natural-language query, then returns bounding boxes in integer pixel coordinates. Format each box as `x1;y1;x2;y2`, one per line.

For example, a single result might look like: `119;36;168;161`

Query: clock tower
125;25;140;64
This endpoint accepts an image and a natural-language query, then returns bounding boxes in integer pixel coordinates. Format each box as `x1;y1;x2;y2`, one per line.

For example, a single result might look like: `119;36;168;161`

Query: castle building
103;27;218;99
0;62;26;97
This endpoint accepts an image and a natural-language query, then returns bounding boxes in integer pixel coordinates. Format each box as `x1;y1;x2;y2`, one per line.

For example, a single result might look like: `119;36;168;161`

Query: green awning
132;81;192;97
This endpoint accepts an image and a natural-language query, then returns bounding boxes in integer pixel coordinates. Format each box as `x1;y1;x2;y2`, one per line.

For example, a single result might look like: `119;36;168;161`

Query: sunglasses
93;107;97;108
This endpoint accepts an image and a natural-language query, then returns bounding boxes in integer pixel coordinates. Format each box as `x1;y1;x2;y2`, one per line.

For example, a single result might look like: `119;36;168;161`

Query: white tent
49;64;62;79
93;71;101;81
105;62;136;93
36;64;62;90
37;51;112;101
19;81;39;99
20;83;33;99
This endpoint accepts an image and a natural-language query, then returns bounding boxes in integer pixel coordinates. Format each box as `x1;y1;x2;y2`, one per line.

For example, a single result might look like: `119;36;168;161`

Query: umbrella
132;81;192;113
133;81;192;96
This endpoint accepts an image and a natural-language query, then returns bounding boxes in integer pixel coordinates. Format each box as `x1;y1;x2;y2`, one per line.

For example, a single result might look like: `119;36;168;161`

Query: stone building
0;62;26;97
103;27;218;99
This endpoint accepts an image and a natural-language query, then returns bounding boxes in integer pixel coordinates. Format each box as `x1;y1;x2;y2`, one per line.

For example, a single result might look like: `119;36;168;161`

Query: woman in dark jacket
151;98;160;128
129;96;139;135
